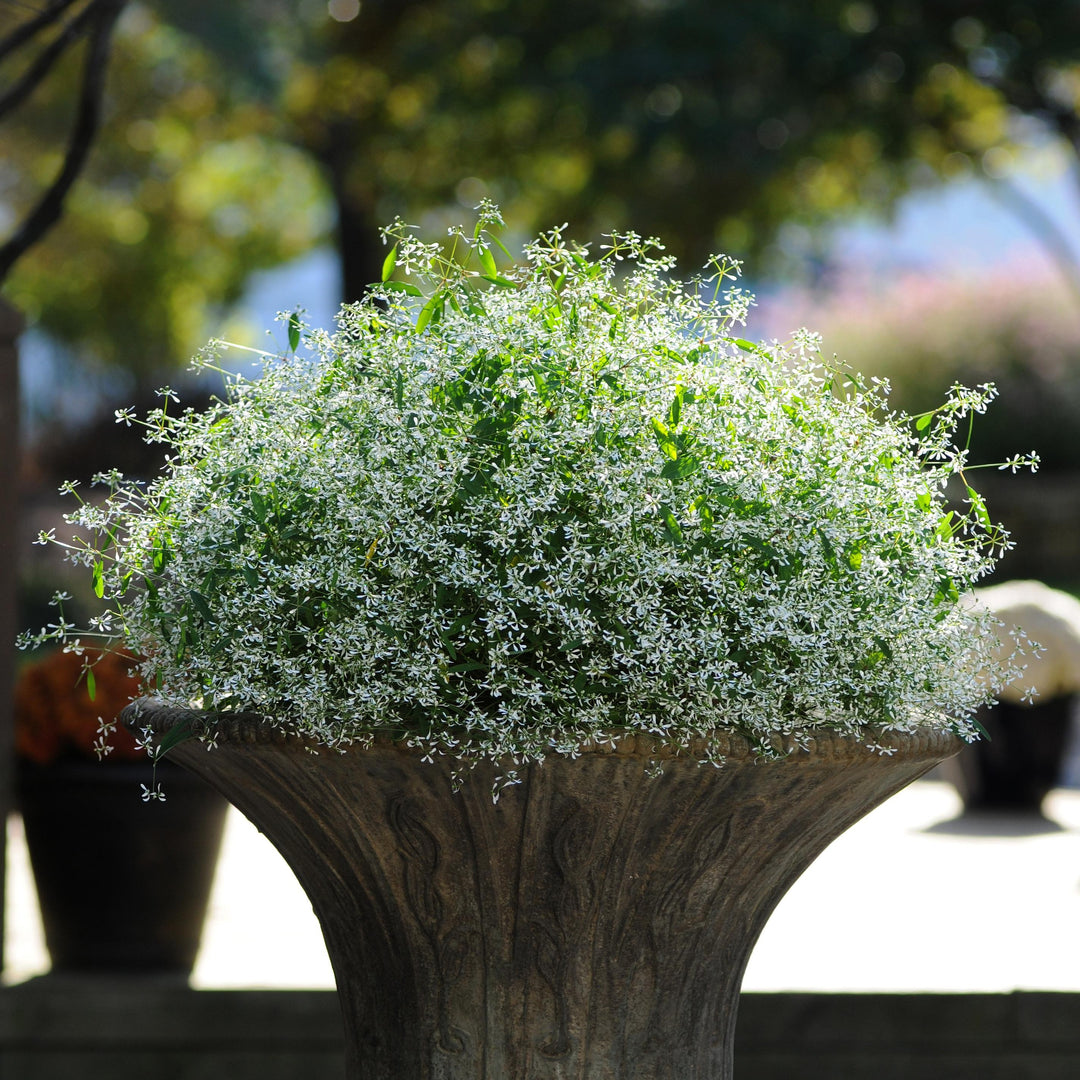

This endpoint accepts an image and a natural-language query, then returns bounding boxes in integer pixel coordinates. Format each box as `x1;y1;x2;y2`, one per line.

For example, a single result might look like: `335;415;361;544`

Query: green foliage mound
28;208;1028;772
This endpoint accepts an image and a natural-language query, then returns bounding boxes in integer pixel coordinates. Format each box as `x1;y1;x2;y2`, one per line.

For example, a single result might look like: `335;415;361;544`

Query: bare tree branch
0;0;80;64
0;0;100;122
0;0;127;285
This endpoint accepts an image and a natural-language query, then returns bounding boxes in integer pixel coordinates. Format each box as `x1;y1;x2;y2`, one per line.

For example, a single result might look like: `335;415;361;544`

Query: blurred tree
0;0;129;284
2;5;331;391
160;0;1080;300
5;0;1080;382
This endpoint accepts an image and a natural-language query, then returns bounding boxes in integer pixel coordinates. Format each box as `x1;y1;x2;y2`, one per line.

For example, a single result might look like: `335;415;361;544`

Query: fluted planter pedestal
128;700;961;1080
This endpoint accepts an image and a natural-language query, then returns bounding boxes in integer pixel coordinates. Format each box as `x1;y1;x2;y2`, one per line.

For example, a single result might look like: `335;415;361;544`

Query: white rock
975;580;1080;703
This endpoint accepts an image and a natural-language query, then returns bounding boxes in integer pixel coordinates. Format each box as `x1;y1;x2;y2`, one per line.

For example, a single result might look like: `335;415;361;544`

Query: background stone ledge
2;984;1079;1079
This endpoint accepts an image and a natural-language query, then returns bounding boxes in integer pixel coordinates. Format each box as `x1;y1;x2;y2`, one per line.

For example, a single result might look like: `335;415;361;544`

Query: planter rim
123;697;964;766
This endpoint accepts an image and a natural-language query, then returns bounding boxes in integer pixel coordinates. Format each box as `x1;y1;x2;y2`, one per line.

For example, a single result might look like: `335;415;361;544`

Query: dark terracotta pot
942;695;1076;813
130;700;960;1079
15;755;228;976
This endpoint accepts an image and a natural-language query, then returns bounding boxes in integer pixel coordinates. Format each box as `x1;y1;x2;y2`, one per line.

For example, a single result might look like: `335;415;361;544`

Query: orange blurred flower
14;648;145;765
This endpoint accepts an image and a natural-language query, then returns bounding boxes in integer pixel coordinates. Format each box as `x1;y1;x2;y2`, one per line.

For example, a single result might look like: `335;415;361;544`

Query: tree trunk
334;181;384;305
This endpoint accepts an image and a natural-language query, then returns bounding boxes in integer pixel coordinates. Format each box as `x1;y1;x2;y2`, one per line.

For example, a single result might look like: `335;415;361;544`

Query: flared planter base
129;702;961;1080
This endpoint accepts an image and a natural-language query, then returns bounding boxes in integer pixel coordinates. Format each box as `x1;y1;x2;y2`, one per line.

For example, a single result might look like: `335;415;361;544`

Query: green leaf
934;575;961;605
155;715;196;760
966;485;992;527
819;531;836;565
915;414;932;432
288;311;301;352
189;590;213;621
381;280;423;297
478;245;498;278
734;338;756;353
489;233;512;260
92;560;104;599
416;290;443;333
660;505;683;545
651;417;679;460
85;665;96;702
660;454;700;480
667;390;682;427
481;274;517;289
381;243;398;282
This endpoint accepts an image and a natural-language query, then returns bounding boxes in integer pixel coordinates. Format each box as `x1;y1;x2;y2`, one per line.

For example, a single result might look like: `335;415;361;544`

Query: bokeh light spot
328;0;361;22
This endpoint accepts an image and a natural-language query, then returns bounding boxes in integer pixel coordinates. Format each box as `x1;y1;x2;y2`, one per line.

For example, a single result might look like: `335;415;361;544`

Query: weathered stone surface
130;700;960;1080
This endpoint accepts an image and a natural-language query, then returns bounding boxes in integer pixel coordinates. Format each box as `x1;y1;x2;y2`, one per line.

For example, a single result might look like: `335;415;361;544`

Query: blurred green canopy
3;0;1080;392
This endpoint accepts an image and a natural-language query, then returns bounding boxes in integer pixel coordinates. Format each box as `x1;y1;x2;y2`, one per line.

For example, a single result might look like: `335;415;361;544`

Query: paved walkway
6;777;1080;992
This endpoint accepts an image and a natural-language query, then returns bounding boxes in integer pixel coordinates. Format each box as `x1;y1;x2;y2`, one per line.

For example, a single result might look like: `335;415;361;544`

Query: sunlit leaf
416;291;443;333
381;244;399;282
488;234;512;260
660;454;700;479
967;485;992;527
382;281;423;297
478;245;498;278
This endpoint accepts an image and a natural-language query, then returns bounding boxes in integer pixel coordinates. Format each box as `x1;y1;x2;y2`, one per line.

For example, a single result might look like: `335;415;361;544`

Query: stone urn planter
36;217;1022;1075
133;700;960;1080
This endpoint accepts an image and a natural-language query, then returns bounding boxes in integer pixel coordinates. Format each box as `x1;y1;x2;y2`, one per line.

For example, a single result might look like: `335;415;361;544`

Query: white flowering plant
25;203;1035;770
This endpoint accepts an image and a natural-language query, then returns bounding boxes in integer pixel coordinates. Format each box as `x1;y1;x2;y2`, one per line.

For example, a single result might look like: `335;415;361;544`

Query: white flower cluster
28;211;1033;768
